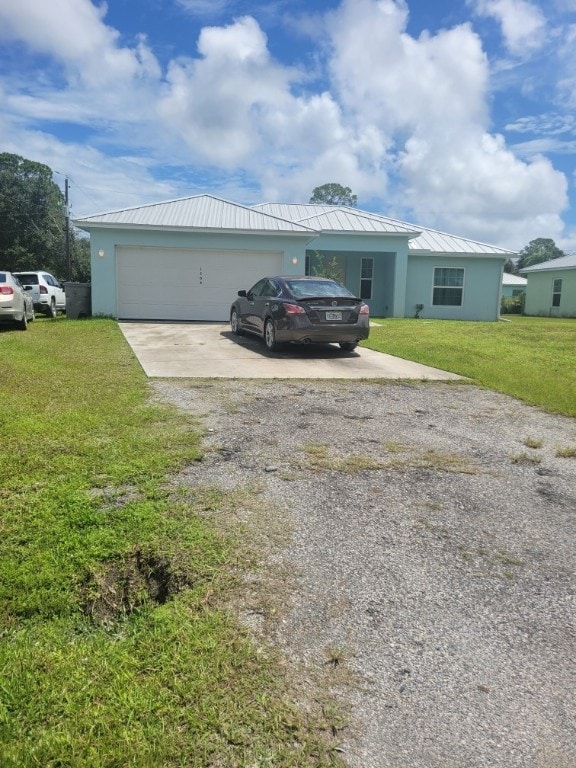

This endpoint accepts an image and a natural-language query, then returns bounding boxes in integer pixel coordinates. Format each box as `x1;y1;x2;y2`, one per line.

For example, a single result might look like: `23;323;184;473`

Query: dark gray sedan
230;276;370;352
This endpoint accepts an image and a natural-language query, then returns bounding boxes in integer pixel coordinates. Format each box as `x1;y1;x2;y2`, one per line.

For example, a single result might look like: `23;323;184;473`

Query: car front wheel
230;308;244;336
264;319;280;352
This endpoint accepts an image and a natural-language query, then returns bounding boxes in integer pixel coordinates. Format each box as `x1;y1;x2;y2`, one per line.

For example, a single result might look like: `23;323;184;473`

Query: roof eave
314;228;420;237
409;249;509;258
73;221;318;237
519;265;576;274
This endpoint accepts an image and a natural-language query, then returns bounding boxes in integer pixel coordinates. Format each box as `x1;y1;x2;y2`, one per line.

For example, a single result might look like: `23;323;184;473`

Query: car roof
271;276;338;282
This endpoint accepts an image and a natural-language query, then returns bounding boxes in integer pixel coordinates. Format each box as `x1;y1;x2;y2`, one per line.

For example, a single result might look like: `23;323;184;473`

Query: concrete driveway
119;321;461;380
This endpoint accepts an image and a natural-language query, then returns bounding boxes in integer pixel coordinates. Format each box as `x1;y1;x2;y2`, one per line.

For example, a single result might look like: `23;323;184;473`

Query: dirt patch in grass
83;549;191;624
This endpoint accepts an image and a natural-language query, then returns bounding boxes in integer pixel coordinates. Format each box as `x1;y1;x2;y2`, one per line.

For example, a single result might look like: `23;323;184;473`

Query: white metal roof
74;194;316;235
74;193;515;256
255;202;513;255
408;228;513;255
519;253;576;272
502;273;527;286
253;203;420;235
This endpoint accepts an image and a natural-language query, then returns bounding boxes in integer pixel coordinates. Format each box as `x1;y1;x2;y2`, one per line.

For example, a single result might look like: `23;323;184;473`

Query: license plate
325;311;342;321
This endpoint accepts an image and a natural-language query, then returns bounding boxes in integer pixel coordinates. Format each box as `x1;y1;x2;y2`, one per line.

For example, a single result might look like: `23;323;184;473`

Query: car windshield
15;274;38;284
286;279;355;299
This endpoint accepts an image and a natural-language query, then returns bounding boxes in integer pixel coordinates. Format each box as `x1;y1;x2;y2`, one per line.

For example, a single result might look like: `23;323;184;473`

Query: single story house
502;273;527;298
74;194;514;322
520;253;576;317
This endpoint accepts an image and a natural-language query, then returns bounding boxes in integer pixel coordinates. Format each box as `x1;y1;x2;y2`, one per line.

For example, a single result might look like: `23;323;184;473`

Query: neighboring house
520;253;576;318
74;194;514;322
501;273;527;298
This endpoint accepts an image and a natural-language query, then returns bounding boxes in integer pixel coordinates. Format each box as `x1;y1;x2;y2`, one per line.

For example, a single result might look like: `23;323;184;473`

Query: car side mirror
238;290;247;297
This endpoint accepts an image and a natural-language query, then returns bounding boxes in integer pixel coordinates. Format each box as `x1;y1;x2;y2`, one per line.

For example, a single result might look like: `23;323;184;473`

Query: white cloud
506;113;576;135
0;0;161;86
323;0;567;248
176;0;232;16
157;16;297;165
399;132;567;247
328;0;489;133
157;13;393;199
0;0;571;250
555;23;576;108
472;0;547;54
0;112;181;217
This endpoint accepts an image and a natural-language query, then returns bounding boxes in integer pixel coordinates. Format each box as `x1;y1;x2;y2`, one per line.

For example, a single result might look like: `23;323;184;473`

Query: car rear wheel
339;341;357;351
17;311;28;331
230;308;244;336
264;319;280;352
46;299;57;318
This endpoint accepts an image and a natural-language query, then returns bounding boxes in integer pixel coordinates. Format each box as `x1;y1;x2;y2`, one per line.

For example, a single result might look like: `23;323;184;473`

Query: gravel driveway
153;378;576;768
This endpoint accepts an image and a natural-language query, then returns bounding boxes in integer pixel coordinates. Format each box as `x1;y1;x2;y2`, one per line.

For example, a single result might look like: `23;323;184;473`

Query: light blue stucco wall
307;233;410;318
501;284;526;298
86;228;313;317
405;255;506;321
524;269;576;317
84;225;505;321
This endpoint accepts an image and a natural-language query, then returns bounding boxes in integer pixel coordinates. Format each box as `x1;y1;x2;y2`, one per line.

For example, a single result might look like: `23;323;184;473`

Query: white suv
14;271;66;318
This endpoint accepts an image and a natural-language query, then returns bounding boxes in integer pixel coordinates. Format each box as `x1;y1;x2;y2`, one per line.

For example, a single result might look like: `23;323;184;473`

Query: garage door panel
116;247;283;321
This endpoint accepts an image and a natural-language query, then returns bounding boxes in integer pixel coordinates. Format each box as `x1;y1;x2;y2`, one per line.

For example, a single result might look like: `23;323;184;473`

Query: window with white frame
433;267;464;306
552;278;562;307
360;257;373;300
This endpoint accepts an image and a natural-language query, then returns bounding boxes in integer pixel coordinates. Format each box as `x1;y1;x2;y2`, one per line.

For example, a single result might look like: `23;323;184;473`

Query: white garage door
116;247;284;321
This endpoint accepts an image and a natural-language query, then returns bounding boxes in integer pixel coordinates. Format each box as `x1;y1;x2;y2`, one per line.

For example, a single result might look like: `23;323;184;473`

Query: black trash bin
63;282;92;319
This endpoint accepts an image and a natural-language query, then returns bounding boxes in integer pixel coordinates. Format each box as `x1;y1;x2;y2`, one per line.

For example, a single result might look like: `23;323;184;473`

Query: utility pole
65;177;71;281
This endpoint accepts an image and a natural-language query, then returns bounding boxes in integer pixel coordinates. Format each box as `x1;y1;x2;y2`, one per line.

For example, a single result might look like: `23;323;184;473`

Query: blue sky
0;0;575;251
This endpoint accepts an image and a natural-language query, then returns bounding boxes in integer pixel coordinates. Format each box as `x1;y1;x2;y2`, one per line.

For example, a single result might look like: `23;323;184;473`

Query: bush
501;294;524;314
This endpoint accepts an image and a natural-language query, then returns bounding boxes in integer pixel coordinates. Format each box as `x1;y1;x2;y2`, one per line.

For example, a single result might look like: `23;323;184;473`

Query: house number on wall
199;266;203;285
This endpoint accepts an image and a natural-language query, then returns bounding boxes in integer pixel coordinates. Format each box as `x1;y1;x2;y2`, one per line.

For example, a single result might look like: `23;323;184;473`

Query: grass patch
298;442;382;473
0;318;341;767
364;316;576;417
523;437;543;449
556;445;576;458
387;448;480;474
298;443;479;475
511;452;542;465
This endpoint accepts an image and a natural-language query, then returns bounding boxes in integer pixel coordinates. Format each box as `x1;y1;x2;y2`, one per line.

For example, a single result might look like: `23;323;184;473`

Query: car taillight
39;285;48;294
0;286;14;295
284;303;306;315
359;303;369;314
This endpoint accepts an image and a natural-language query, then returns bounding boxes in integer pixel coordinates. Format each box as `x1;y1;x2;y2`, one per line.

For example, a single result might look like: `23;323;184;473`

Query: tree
309;183;358;207
503;258;518;275
310;251;345;282
516;238;565;271
0;153;70;278
70;234;91;282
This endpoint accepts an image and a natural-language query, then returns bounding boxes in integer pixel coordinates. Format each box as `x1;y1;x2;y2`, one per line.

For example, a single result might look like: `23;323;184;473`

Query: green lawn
0;318;340;768
365;315;576;418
